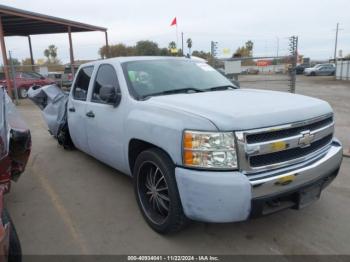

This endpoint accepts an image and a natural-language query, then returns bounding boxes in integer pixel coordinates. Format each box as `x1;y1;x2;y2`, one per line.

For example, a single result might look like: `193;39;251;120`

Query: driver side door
84;64;125;170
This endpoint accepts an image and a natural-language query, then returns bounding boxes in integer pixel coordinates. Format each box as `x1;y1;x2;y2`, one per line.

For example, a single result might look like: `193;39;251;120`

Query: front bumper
175;139;343;223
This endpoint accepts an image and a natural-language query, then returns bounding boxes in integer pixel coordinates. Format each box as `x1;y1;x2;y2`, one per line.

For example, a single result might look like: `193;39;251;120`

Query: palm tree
168;41;177;50
186;38;193;56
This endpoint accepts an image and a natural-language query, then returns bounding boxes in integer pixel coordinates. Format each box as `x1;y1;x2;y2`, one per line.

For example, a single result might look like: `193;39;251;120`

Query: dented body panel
1;87;31;187
0;86;30;259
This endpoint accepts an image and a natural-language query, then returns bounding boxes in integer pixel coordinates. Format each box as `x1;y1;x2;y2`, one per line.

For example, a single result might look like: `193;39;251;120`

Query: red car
0;72;55;99
0;86;31;261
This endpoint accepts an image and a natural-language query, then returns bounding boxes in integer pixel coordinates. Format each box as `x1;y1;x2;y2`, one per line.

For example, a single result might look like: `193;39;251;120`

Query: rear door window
72;66;94;101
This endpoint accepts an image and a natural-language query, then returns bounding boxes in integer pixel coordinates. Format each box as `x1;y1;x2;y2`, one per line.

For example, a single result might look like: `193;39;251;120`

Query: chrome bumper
250;139;343;198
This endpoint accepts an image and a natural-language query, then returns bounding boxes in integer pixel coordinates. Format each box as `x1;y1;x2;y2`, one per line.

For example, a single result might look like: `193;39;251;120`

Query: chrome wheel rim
137;161;170;225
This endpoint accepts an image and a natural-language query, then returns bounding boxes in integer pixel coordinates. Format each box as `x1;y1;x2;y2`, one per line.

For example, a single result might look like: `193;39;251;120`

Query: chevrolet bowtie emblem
298;131;314;147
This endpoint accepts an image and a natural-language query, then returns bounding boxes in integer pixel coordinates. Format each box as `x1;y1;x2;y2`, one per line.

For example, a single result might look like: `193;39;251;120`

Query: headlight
183;130;237;169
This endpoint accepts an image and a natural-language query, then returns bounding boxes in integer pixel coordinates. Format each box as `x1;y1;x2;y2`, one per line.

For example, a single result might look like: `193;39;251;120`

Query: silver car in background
304;63;335;76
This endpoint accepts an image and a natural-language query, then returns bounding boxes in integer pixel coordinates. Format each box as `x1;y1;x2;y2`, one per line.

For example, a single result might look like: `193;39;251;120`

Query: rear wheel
133;148;188;234
18;88;28;99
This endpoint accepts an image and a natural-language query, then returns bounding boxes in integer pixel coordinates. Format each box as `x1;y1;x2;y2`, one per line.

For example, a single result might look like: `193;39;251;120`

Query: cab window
91;64;120;104
72;66;94;101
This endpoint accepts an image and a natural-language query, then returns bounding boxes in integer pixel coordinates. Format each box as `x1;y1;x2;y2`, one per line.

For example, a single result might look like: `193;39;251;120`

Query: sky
1;0;349;63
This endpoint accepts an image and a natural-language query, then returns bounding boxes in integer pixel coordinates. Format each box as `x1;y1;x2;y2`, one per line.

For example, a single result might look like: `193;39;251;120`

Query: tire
2;209;22;262
133;148;188;234
18;88;28;99
310;72;316;76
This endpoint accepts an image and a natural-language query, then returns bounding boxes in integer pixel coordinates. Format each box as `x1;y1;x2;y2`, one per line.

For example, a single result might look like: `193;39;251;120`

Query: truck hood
146;89;332;130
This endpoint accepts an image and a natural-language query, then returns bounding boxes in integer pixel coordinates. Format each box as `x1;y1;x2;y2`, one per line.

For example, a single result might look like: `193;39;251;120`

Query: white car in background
304;63;336;76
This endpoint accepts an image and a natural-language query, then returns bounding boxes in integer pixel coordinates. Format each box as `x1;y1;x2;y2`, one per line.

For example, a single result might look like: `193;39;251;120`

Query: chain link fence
211;55;298;93
210;36;299;93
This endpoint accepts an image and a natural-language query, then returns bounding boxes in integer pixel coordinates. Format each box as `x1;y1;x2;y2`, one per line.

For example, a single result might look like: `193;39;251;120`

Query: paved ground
5;76;350;255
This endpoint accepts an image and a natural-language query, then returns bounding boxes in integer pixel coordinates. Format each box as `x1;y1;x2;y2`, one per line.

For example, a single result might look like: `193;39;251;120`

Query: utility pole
334;23;339;64
181;32;184;56
289;35;298;93
333;23;343;78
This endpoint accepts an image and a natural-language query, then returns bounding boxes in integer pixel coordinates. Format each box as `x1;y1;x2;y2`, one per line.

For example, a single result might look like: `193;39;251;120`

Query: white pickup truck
29;57;343;234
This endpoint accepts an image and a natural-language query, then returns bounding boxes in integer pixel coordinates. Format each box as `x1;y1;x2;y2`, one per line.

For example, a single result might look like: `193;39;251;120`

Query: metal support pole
9;51;19;105
28;35;35;71
68;26;75;77
0;16;13;98
105;31;110;58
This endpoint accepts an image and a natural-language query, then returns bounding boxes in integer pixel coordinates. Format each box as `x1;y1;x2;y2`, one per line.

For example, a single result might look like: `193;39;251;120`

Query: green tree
44;45;60;64
99;44;136;58
159;48;170;56
233;40;254;58
186;38;193;55
99;45;110;58
168;41;178;56
192;50;211;60
168;41;177;50
135;40;159;56
232;40;254;65
246;40;253;53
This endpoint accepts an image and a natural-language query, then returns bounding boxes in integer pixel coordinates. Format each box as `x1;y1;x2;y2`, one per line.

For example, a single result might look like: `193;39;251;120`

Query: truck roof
82;56;193;67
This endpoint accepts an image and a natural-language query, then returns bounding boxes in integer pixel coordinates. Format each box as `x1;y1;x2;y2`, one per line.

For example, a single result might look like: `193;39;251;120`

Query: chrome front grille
235;114;334;174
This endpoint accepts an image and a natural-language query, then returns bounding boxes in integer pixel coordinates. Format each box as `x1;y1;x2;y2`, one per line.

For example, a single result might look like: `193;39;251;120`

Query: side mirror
99;85;121;107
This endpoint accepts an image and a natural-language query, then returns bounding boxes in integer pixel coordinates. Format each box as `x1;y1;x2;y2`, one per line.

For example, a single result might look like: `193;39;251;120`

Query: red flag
170;17;177;26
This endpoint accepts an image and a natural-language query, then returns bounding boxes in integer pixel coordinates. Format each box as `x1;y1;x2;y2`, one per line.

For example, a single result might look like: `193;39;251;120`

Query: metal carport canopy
0;4;109;97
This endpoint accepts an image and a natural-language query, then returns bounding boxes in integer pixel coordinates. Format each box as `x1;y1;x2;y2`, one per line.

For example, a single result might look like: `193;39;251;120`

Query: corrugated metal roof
0;4;107;36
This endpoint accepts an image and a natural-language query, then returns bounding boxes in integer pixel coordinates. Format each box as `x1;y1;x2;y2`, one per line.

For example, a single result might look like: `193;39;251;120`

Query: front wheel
133;148;188;234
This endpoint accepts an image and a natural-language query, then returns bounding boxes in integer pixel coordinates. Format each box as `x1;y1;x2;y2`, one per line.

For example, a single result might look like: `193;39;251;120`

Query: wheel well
128;139;171;174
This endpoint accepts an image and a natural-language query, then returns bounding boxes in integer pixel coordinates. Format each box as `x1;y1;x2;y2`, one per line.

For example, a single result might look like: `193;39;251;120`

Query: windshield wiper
141;87;204;99
205;85;237;91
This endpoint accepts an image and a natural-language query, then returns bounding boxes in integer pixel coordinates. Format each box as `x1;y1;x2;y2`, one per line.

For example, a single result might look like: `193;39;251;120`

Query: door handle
86;111;95;118
68;107;75;112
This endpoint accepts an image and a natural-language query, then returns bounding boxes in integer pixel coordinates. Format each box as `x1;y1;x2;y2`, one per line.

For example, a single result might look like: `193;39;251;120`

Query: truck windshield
122;59;234;99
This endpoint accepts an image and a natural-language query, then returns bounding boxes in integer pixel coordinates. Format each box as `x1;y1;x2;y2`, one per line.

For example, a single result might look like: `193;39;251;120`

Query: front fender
124;105;217;173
